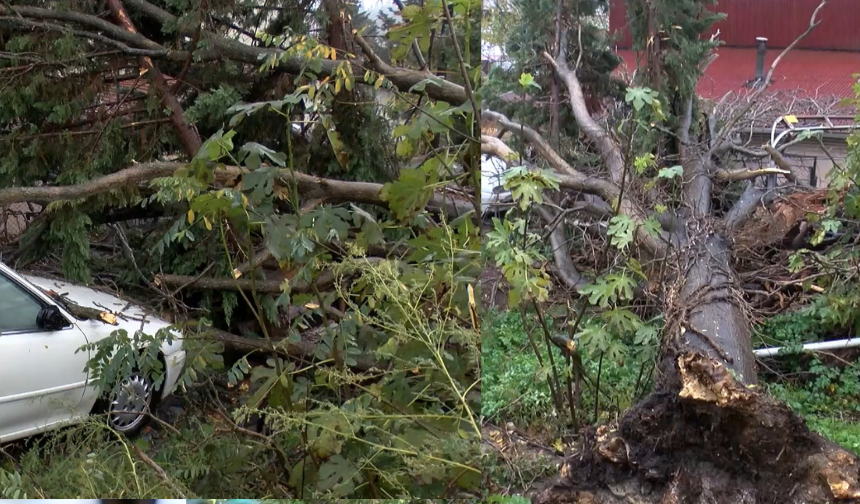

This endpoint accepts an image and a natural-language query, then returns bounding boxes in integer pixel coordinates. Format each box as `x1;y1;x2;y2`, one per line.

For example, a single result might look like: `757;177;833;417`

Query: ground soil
532;353;860;504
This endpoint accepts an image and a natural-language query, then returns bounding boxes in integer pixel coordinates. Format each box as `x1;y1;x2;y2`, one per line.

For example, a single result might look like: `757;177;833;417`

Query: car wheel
107;372;154;435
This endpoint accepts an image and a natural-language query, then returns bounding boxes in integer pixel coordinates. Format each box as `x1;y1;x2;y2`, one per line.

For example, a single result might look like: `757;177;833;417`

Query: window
0;272;43;332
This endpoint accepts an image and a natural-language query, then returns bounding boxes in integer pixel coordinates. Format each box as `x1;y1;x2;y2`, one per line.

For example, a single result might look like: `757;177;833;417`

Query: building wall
610;0;860;51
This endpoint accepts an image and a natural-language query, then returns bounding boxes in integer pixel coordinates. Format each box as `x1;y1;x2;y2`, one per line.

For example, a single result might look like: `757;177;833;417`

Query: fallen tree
483;0;860;501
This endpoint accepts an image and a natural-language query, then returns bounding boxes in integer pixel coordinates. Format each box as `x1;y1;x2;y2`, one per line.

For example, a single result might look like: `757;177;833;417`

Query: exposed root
532;353;860;504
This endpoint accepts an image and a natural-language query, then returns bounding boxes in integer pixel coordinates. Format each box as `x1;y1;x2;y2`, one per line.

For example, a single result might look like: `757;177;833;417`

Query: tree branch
536;205;587;291
480;134;519;162
724;183;768;230
3;1;468;105
200;326;379;372
154;270;335;294
483;110;668;256
542;32;625;185
709;0;827;153
715;167;790;182
0;162;473;215
764;144;800;184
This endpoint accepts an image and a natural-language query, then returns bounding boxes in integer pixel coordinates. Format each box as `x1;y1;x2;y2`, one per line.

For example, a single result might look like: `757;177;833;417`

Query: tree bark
670;234;757;385
154;270;336;294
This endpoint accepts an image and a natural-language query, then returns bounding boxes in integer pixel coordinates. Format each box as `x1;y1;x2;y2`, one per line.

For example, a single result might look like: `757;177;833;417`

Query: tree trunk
668;233;757;385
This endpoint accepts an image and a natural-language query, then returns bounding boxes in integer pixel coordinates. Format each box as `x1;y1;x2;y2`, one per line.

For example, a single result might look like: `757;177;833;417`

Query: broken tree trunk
664;233;758;385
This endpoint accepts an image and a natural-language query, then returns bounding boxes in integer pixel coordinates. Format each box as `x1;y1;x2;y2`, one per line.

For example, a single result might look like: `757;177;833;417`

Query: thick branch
480;134;519;162
124;0;468;104
202;326;378;372
154;270;335;294
715;167;790;181
536;206;587;291
2;2;467;105
543;40;625;184
0;5;164;50
0;162;473;216
483;110;668;256
764;144;800;184
724;182;768;230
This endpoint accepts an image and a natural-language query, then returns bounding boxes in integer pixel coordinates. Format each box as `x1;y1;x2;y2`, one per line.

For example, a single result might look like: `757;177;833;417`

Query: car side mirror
37;305;69;331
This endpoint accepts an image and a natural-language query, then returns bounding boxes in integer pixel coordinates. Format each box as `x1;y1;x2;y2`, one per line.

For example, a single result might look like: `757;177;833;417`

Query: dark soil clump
533;353;860;504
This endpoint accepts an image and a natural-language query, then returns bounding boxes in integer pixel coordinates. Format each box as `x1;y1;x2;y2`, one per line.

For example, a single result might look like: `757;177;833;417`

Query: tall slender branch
543;31;625;185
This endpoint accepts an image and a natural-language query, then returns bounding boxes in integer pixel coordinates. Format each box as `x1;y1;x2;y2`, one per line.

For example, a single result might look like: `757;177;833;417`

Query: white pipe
754;337;860;357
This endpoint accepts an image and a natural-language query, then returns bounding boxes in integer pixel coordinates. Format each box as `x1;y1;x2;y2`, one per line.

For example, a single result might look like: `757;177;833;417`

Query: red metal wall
610;0;860;51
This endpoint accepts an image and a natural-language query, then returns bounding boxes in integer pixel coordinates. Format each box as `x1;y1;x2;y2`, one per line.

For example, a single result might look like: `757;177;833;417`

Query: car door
0;269;91;442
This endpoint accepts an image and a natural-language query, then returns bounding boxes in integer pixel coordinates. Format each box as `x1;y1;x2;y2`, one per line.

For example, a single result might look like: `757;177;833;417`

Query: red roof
615;48;860;100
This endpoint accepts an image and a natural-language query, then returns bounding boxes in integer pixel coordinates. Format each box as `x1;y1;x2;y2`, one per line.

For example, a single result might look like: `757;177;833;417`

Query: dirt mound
533;353;860;504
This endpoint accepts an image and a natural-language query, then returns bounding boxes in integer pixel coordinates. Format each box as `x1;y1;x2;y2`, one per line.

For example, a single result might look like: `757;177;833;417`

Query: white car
0;262;186;443
481;154;513;217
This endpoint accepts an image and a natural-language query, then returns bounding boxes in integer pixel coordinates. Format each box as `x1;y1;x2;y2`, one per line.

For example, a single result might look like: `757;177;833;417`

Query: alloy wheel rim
108;374;152;431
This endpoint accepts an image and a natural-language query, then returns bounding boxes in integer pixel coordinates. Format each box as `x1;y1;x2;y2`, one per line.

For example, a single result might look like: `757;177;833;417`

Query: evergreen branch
106;0;202;157
1;1;469;104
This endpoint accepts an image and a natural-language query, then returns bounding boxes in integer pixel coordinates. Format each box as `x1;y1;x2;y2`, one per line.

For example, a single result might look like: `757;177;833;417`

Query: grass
482;309;648;430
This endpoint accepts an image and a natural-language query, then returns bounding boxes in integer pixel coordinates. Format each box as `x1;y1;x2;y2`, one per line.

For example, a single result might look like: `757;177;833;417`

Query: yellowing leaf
187;209;195;224
203;216;212;231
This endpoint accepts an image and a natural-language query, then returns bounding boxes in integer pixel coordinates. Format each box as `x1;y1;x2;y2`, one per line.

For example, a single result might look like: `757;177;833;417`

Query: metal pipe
754;337;860;357
755;37;767;84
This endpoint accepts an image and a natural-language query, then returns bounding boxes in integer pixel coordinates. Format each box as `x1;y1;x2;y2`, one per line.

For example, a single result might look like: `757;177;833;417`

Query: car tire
105;372;155;436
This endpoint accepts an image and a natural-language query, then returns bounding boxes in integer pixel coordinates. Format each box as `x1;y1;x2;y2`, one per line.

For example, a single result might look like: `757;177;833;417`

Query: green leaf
502;166;560;210
657;165;684;179
396;138;413;157
607;215;636;250
634;153;656;174
380;168;434;220
409;76;444;93
518;72;541;90
317;454;357;496
642;216;662;238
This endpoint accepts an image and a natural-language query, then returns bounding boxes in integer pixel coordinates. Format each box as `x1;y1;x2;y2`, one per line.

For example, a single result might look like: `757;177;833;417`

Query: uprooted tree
484;0;860;501
0;0;480;498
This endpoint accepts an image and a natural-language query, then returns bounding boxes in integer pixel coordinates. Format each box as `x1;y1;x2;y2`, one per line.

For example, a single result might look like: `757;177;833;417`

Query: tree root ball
532;353;860;504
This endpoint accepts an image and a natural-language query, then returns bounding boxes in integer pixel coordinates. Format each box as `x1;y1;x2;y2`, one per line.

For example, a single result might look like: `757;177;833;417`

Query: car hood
23;275;183;355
